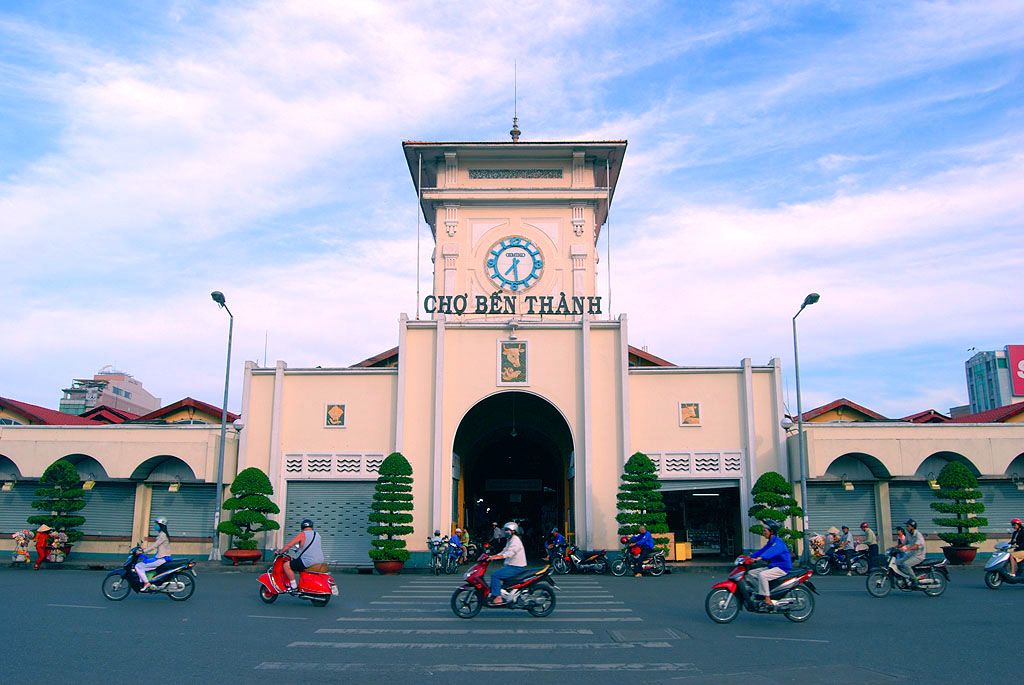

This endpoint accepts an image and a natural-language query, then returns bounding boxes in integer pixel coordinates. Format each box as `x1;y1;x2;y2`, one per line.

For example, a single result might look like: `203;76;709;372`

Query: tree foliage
931;460;987;547
217;467;280;550
748;471;803;551
29;459;86;544
367;452;414;562
615;452;669;549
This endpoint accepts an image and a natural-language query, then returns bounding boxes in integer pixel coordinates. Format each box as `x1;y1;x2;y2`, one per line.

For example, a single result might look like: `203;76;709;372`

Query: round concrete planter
223;548;262;566
941;546;978;565
373;560;405;575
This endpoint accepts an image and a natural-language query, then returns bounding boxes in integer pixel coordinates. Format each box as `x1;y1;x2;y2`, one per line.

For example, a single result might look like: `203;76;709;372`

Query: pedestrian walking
33;524;52;570
860;522;879;570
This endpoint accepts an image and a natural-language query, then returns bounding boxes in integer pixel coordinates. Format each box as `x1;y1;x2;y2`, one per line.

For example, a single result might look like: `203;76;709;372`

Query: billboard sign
1009;345;1024;397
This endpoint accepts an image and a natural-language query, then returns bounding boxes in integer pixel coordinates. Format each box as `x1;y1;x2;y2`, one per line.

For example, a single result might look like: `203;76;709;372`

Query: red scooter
258;552;337;607
705;555;817;623
450;553;558;618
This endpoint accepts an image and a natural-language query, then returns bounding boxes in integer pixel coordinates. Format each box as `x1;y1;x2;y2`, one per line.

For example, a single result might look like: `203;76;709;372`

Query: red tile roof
135;397;239;423
79;405;140;424
801;398;888;422
628;345;675;367
948;401;1024;423
0;396;101;425
900;409;951;423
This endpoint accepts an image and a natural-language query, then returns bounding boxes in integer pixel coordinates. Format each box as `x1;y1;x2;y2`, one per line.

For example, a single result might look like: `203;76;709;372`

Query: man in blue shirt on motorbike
629;525;655;577
748;520;792;608
545;527;566;561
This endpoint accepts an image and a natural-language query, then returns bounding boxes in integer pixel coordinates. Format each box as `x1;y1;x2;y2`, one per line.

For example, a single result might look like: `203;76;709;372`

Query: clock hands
504;257;521;280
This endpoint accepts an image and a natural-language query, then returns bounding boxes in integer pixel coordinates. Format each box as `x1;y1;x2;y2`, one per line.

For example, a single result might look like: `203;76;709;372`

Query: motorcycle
101;546;197;601
258;552;338;607
444;539;464;574
610;537;666;576
705;556;818;624
552;544;609;574
865;547;949;598
813;544;870;576
984;542;1024;589
450;554;558;618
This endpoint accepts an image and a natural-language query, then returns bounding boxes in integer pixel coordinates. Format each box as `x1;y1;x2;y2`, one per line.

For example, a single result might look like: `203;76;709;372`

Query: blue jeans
490;565;526;597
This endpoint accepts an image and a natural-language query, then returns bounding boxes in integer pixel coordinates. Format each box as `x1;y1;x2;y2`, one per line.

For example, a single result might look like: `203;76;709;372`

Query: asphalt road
0;563;1019;683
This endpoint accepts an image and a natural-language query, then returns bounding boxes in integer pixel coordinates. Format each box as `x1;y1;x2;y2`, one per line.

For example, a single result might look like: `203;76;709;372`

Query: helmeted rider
487;521;526;605
545;527;566;561
137;517;172;592
1009;519;1024;576
629;524;655;577
449;528;465;560
277;519;324;592
837;525;855;574
897;519;926;586
748;519;792;608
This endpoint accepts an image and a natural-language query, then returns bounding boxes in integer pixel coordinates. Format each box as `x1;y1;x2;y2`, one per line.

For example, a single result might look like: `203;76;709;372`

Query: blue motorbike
101;546;197;601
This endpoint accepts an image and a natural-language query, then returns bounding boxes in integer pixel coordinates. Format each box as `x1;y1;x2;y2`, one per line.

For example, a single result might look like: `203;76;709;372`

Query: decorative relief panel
282;453;386;480
571;205;585;236
642;450;744;479
469;169;563;179
444;204;458;237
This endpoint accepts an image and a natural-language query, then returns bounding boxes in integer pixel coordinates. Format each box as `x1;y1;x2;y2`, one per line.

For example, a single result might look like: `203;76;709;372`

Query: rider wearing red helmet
1009;519;1024;576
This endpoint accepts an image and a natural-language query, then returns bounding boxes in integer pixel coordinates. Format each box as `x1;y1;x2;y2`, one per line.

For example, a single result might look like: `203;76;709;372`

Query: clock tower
402;137;626;319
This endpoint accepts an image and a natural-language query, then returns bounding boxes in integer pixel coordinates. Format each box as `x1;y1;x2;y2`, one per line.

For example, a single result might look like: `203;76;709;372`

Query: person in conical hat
34;524;53;570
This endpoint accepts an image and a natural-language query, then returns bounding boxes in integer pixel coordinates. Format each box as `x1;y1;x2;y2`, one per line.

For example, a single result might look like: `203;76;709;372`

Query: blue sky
1;1;1022;417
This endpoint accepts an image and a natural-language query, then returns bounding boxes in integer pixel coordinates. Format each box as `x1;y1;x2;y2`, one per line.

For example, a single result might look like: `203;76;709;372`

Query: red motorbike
450;554;558;618
258;552;337;608
610;537;666;576
705;555;817;623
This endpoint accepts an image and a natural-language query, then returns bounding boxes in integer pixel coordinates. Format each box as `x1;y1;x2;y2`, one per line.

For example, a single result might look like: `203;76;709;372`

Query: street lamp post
793;292;819;565
210;291;233;561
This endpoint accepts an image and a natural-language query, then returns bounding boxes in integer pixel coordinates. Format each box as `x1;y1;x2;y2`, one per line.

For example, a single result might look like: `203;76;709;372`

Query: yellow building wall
240;372;276;474
628;371;747;452
0;407;34;425
276;373;396;453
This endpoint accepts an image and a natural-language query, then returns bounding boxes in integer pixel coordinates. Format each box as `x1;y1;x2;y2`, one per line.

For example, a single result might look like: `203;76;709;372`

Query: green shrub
28;459;86;544
931;461;987;547
367;452;414;562
615;452;670;550
217;467;280;550
748;471;802;551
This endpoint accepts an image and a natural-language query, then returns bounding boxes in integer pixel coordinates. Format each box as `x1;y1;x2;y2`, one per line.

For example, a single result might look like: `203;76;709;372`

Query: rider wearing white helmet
487;521;526;604
137;517;172;592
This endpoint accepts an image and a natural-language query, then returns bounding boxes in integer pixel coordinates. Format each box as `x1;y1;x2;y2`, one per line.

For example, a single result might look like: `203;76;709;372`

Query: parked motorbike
552;544;609;574
258;552;338;607
705;556;817;623
865;547;949;598
450;554;558;618
610;537;666;576
984;542;1024;589
813;544;870;576
101;546;197;601
444;539;464;574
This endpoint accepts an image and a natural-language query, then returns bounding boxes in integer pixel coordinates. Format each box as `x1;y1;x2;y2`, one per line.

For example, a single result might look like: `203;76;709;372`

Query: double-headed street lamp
210;290;233;561
793;292;819;565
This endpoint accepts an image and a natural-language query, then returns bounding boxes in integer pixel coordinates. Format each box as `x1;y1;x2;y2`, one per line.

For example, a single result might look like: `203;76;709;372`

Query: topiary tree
28;459;86;544
217;467;280;550
615;452;669;549
367;452;414;562
748;471;802;551
931;460;987;548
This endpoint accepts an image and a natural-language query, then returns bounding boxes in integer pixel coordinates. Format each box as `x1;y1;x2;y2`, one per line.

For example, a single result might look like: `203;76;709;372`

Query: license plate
331;585;339;596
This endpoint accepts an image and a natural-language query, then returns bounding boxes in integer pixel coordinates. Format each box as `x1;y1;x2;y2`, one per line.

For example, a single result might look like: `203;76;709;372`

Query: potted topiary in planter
931;461;987;565
217;467;280;565
748;471;803;553
28;459;87;562
367;452;414;575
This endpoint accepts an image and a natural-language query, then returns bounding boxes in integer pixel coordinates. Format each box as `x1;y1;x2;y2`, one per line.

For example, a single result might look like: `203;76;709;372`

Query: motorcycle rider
860;522;879;570
487;521;526;605
449;528;465;563
898;519;926;586
136;517;172;592
629;525;655;577
838;525;856;574
1008;519;1024;576
748;519;792;608
545;527;566;561
276;519;324;593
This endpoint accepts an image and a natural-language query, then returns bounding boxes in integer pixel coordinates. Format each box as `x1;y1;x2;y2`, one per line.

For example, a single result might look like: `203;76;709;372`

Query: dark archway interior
454;392;573;555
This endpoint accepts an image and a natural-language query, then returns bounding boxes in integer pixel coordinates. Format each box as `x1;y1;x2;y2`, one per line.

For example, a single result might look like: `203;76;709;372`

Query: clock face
486;236;543;291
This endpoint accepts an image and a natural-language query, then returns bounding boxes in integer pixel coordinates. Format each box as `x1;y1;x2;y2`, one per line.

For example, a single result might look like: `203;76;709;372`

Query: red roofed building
0;396;101;426
133;397;239;425
79;406;140;424
800;398;888;423
900;409;951;424
947;401;1024;424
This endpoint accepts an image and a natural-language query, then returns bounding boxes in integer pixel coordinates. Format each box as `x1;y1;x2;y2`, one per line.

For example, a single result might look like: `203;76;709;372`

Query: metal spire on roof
510;60;520;142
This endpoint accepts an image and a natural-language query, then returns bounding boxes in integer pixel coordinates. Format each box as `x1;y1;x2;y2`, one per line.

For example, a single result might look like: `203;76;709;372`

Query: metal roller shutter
150;484;216;539
285;481;375;565
80;483;136;537
889;482;938;534
0;481;38;534
806;483;877;536
976;481;1024;534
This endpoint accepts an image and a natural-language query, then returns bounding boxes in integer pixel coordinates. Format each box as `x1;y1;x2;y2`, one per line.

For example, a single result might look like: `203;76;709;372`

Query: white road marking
289;641;671;649
335;617;643;622
47;604;106;609
735;635;829;643
316;628;595;635
247;615;309;620
256;662;697;672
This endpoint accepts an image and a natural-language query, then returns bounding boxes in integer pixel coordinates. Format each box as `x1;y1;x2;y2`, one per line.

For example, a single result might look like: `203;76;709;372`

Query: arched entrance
453;392;574;555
